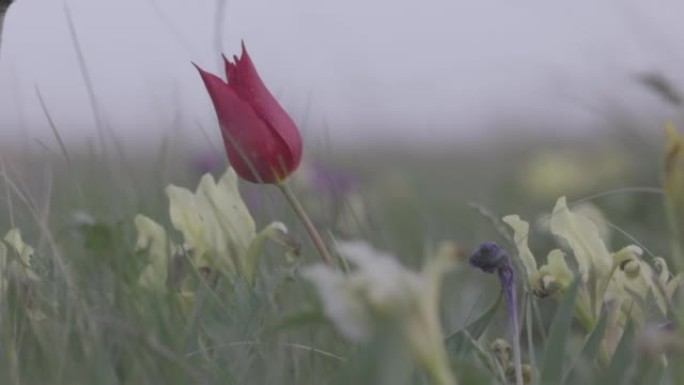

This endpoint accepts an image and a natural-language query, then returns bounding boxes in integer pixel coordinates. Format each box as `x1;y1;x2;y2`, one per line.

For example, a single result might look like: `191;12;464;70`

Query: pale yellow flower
134;168;298;291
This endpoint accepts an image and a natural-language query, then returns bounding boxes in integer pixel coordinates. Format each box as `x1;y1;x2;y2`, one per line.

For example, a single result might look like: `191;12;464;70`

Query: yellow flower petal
550;197;612;280
502;215;538;278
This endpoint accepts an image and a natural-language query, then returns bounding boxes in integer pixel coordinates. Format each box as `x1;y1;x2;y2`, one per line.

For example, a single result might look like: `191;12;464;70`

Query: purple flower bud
469;241;510;273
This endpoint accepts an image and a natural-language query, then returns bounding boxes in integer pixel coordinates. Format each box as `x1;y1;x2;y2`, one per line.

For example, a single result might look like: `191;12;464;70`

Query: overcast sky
2;0;684;150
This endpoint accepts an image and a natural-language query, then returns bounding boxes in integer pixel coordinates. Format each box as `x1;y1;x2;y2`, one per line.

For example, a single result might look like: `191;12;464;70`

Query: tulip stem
278;182;334;265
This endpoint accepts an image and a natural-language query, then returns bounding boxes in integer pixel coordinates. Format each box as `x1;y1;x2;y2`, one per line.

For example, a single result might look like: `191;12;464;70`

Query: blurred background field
0;129;670;264
2;0;684;384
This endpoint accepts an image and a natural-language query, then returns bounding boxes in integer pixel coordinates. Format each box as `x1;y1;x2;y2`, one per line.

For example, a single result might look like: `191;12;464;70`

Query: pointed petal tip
192;63;213;83
190;61;199;69
192;63;228;90
222;53;237;79
191;61;210;75
238;40;252;64
221;54;232;77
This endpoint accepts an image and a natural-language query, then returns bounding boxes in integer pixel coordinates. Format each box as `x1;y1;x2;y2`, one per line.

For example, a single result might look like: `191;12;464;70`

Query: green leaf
562;310;608;383
540;278;581;385
81;222;118;253
595;321;635;385
444;293;502;356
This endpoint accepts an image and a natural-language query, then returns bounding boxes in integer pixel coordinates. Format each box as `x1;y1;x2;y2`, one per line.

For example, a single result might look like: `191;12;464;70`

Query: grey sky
1;0;684;150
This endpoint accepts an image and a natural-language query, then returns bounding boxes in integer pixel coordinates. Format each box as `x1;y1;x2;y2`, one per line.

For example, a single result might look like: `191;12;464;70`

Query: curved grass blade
562;310;608;384
594;321;635;385
445;293;502;356
540;278;581;385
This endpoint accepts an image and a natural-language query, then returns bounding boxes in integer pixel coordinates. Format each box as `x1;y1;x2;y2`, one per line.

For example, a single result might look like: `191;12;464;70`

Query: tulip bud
194;42;303;184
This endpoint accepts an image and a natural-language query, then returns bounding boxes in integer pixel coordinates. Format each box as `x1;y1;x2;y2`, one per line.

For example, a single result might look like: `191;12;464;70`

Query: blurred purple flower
192;151;225;175
469;241;510;274
290;162;364;234
306;163;356;197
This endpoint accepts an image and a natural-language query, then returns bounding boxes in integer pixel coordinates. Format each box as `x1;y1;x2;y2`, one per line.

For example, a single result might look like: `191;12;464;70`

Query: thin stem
525;295;537;384
277;182;334;265
500;266;523;385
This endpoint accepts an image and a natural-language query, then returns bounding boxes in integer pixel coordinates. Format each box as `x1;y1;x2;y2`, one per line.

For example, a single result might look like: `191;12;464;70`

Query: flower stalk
500;264;523;385
277;182;333;265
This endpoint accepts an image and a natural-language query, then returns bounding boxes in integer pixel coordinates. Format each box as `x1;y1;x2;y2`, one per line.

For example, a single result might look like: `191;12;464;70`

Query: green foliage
563;310;608;383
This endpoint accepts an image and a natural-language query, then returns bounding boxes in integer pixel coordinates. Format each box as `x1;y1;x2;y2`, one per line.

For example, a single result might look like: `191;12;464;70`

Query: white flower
302;240;457;385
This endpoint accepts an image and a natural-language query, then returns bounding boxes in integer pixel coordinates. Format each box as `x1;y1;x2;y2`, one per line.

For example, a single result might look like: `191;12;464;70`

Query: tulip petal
223;43;302;171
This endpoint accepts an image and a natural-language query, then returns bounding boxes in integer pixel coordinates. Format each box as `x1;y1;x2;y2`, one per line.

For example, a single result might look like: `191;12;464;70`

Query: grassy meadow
0;122;682;385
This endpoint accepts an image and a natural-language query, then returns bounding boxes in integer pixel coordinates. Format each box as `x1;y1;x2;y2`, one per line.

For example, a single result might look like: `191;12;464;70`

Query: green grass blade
445;293;502;356
594;321;635;385
539;278;581;385
562;309;608;383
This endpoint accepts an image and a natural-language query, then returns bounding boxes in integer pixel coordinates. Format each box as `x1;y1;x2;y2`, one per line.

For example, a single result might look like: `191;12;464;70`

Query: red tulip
193;43;303;184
